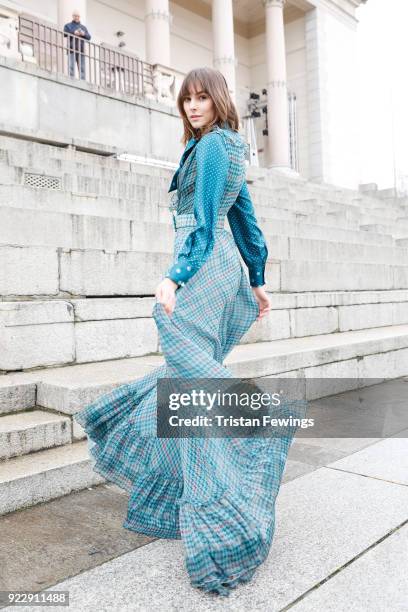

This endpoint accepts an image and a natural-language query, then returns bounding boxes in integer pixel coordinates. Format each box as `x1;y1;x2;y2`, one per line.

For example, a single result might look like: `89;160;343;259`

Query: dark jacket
63;21;91;52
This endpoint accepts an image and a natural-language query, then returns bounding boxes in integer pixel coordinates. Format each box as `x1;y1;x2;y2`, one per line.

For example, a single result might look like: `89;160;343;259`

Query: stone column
144;0;171;66
262;0;290;170
58;0;87;28
212;0;237;103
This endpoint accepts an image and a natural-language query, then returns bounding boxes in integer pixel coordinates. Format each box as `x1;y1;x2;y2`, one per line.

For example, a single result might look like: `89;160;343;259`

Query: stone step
260;209;399;233
0;134;403;212
0;185;162;222
2;166;396;227
252;179;400;209
2;205;407;260
0;137;171;177
7;165;405;225
3;133;405;214
359;182;379;192
0;376;36;415
327;208;405;226
0;147;336;195
2;291;408;372
0;323;406;419
258;204;403;233
0;440;105;515
2;241;408;298
0;297;158;371
0;409;71;459
283;195;400;218
361;222;408;239
1;324;407;516
278;259;408;292
0;187;398;248
0;153;171;178
1;357;163;418
281;236;408;265
371;206;405;219
0;162;169;201
3;161;403;224
1;154;405;229
0;206;173;252
260;217;394;246
253;193;405;222
2;145;174;175
378;187;399;199
330;203;402;222
0;243;172;297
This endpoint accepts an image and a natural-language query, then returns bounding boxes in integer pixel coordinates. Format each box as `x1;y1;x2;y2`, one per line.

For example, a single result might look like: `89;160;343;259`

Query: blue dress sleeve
164;133;230;286
227;180;268;287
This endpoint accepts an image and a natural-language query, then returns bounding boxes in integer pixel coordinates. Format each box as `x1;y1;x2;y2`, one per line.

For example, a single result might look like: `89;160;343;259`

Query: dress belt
173;212;225;231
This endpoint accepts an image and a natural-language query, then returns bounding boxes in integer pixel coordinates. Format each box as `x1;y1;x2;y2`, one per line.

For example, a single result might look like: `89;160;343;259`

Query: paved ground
1;378;407;611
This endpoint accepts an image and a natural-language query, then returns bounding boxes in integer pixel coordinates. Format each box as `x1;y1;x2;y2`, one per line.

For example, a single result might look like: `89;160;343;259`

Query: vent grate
24;173;62;190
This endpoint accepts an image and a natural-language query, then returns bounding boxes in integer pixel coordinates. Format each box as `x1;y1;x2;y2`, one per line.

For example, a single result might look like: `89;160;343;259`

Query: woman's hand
252;285;272;321
155;278;179;316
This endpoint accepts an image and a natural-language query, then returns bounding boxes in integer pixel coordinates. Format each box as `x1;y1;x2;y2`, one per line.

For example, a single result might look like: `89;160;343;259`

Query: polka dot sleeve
227;179;268;287
164;132;230;286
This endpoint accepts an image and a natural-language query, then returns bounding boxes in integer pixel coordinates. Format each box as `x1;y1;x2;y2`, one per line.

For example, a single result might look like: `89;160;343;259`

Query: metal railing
18;13;154;97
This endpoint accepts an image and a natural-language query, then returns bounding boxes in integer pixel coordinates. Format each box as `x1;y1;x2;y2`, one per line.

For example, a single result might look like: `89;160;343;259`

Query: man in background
63;10;91;80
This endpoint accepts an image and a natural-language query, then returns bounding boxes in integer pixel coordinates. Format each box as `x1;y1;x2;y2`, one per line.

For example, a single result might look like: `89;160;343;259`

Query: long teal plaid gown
74;123;294;596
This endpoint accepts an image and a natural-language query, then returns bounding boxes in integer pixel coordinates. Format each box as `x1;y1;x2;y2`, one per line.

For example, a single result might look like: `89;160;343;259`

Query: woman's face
183;87;215;131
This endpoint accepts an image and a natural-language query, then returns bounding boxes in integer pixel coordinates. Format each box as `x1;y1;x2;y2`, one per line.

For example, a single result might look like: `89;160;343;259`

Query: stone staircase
1;132;408;516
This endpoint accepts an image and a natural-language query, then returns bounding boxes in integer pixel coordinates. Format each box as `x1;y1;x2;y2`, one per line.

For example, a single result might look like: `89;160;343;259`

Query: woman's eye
185;95;207;101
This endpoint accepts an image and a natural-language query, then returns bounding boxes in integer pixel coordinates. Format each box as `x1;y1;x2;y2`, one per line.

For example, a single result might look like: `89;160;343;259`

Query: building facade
0;0;367;187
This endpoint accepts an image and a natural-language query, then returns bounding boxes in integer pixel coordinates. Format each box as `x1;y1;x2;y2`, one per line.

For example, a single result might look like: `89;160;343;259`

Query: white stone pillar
212;0;237;103
263;0;290;169
144;0;171;67
58;0;87;29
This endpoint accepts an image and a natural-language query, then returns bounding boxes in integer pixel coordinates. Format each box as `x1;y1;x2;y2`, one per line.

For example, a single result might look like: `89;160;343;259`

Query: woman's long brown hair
177;67;240;145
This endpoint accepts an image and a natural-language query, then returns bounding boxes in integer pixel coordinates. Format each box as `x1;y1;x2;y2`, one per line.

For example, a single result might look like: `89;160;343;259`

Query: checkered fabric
74;125;294;597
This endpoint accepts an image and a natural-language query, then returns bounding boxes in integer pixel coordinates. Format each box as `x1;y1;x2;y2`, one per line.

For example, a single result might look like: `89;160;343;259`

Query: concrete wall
305;5;361;188
0;56;184;162
324;7;361;188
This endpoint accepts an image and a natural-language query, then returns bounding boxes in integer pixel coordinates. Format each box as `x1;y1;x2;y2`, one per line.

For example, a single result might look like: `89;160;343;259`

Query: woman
74;67;292;597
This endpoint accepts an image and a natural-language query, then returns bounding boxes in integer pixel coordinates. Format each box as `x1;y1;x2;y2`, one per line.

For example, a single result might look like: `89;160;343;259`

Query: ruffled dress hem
75;394;184;540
